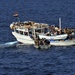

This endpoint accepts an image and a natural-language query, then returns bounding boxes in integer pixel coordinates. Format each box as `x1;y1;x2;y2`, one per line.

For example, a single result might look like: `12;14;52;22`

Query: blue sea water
0;0;75;75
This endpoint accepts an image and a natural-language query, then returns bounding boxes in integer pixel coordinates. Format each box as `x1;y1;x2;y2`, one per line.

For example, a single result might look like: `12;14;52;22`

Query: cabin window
20;31;23;35
15;30;19;33
44;28;48;33
29;31;32;35
24;32;28;36
35;29;41;33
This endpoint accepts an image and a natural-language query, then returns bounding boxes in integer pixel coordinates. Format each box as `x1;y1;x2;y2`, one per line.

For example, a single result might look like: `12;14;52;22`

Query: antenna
59;17;61;30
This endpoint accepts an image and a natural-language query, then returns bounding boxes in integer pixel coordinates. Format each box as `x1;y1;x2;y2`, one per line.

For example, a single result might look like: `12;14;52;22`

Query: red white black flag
13;12;19;17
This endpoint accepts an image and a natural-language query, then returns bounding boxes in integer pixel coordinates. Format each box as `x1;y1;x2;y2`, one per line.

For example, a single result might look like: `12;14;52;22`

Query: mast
59;17;61;30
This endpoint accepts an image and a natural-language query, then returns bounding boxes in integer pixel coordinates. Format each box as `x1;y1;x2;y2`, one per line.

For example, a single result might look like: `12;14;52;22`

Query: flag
13;12;19;17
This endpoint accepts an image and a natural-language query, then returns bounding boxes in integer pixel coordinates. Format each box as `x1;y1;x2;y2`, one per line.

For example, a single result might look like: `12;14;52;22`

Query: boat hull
50;40;75;46
12;32;35;45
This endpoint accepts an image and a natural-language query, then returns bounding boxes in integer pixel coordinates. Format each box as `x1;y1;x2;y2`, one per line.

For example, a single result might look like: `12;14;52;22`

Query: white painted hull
50;40;75;46
12;32;34;45
39;34;68;40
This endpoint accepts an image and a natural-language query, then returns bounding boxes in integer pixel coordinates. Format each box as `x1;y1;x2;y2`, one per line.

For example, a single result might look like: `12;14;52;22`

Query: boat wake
0;41;18;48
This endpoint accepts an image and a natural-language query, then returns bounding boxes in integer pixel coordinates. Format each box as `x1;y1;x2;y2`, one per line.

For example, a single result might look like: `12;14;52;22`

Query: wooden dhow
10;21;49;45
